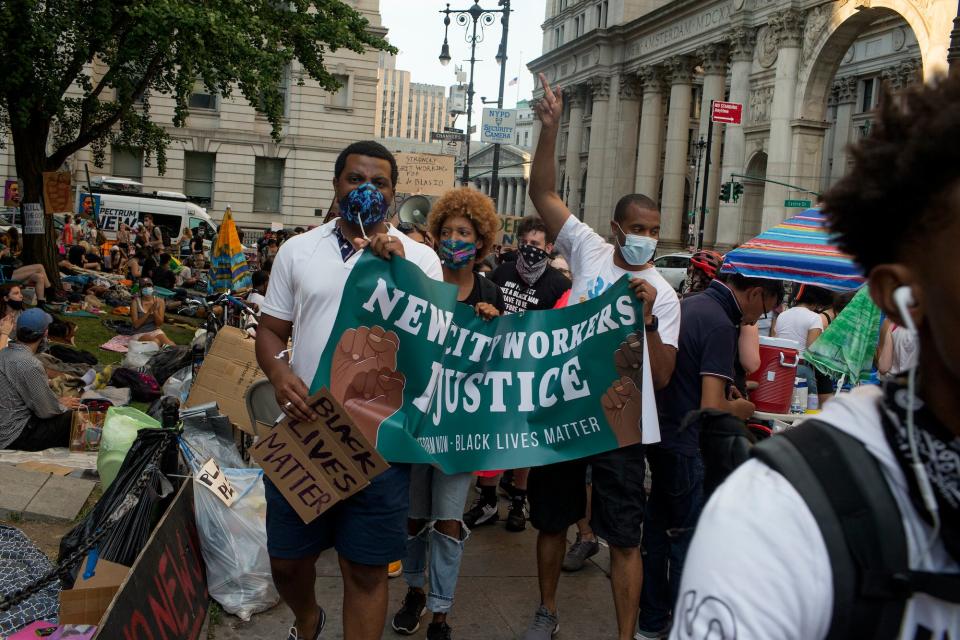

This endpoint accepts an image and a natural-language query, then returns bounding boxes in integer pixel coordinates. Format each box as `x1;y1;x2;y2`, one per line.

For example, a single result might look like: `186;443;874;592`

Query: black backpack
750;420;960;639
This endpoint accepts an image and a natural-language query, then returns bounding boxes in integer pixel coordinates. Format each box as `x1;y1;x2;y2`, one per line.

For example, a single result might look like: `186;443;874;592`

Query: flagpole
516;50;522;104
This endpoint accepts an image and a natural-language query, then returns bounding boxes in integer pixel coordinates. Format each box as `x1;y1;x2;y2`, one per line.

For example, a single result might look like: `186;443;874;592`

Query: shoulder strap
752;421;909;640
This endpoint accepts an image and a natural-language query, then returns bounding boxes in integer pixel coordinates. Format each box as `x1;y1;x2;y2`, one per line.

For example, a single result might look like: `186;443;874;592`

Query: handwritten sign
23;203;44;235
395;152;455;197
497;215;525;247
196;458;238;507
251;387;388;524
42;170;73;214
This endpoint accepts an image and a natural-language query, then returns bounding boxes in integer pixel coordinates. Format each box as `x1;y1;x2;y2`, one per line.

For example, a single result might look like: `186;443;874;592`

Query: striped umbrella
209;207;251;293
720;209;865;291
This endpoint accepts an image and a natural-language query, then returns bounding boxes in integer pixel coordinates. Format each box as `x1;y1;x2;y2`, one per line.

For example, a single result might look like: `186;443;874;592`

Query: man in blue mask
523;73;681;640
255;140;442;640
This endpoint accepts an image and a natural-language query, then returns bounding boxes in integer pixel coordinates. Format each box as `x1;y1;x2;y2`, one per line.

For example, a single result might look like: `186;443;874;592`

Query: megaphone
398;195;431;225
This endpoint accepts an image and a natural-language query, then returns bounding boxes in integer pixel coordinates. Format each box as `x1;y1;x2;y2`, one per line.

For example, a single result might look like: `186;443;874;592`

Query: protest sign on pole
311;253;658;474
23;203;44;235
395;152;455;197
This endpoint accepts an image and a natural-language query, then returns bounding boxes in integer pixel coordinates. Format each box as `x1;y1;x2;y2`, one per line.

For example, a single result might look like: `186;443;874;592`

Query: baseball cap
16;308;53;339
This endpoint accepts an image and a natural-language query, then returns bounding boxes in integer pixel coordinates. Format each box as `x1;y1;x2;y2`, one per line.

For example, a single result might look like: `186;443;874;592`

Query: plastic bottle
791;378;808;414
807;391;820;412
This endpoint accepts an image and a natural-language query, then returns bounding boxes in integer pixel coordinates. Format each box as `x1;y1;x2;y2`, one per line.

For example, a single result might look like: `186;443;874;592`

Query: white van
76;177;218;245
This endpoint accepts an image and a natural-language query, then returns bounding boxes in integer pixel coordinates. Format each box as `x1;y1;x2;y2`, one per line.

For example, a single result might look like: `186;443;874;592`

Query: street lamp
439;0;511;197
690;136;707;249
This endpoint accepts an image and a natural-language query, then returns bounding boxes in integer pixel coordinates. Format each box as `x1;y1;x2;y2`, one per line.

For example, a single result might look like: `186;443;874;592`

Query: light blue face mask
614;222;657;265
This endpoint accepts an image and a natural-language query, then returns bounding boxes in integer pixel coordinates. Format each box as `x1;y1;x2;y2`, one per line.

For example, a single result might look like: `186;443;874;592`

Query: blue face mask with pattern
439;239;477;269
339;183;390;236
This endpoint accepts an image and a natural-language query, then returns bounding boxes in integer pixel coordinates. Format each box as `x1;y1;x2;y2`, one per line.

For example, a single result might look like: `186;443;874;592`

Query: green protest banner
311;252;648;474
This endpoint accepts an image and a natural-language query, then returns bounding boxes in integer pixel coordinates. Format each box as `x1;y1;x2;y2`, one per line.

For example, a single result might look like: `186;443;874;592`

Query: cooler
748;336;800;414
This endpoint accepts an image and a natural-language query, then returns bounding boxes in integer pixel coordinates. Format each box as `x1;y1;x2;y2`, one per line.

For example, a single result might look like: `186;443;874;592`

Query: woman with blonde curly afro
391;187;505;640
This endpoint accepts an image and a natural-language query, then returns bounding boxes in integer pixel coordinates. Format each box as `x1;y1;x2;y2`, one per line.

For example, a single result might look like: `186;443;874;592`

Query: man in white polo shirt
256;140;442;640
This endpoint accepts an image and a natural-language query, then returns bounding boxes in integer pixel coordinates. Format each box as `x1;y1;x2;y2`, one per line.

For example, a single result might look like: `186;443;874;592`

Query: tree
0;0;394;286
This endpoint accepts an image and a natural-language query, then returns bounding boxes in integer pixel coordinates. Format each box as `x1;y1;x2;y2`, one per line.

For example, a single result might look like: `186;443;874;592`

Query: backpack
108;367;161;402
749;420;960;639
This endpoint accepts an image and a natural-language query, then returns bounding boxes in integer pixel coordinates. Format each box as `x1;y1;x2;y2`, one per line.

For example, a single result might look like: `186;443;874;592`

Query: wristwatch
644;315;659;333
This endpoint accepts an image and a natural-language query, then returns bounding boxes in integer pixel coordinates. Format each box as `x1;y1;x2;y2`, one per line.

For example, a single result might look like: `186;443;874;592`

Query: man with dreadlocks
669;74;960;639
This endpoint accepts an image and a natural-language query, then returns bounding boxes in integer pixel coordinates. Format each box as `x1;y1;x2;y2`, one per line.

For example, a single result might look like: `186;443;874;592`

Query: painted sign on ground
310;253;656;474
395;152;456;197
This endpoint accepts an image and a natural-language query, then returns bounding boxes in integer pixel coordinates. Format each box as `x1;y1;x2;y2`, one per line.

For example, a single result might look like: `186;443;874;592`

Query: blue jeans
403;464;474;613
797;362;819;399
637;447;705;633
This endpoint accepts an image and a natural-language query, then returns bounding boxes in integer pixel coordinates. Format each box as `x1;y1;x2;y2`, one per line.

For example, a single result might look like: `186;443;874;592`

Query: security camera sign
481;108;517;144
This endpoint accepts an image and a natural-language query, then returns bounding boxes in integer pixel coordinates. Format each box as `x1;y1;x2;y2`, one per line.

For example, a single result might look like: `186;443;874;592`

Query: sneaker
427;621;453;640
391;588;427;635
463;498;498;528
505;496;527;532
286;607;326;639
522;605;559;639
634;623;671;639
562;535;599;572
388;561;402;578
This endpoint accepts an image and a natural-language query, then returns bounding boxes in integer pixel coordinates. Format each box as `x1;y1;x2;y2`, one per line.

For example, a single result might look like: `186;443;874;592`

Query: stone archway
741;151;768;243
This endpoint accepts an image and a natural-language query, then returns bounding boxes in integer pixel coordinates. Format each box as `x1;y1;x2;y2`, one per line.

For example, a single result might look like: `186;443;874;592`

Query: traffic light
732;182;744;203
719;182;732;203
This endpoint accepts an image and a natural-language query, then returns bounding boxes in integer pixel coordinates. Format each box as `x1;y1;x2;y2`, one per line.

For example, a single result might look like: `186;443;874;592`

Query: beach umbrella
720;209;864;291
209;206;251;292
805;286;881;385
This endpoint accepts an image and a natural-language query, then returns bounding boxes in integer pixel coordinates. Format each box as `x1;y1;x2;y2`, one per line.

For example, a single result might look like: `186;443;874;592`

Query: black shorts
529;443;647;547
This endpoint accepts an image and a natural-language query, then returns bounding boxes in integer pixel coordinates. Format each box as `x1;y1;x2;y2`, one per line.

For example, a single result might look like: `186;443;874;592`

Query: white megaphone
398;195;431;225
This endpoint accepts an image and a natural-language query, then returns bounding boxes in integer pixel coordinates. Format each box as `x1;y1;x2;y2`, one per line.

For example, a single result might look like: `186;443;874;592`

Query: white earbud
892;285;917;333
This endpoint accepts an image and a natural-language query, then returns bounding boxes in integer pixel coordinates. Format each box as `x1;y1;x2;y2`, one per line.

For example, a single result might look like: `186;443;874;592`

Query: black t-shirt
67;244;85;266
490;262;570;313
141;257;158;279
152;266;176;290
655;280;742;456
462;273;506;313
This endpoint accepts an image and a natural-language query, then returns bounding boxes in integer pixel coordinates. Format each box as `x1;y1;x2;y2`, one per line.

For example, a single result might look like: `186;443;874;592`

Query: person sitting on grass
0;284;24;350
0;308;82;451
129;278;175;347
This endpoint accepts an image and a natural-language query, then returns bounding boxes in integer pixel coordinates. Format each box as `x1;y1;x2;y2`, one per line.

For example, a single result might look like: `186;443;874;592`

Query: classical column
696;44;729;246
524;112;542;216
660;55;696;249
583;77;611;230
516;179;526;216
830;76;857;184
506;179;517;216
564;86;587;219
635;65;666;199
500;179;510;213
613;74;642;200
717;27;756;247
761;9;805;230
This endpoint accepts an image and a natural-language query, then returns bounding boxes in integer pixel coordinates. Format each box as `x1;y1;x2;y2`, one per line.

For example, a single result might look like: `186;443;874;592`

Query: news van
76;177;218;244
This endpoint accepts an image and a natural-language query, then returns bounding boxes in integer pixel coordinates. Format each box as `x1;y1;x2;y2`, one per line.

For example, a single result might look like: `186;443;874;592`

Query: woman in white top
773;284;834;399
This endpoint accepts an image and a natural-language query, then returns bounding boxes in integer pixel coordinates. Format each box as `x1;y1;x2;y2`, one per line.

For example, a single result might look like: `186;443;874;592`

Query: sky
379;0;546;136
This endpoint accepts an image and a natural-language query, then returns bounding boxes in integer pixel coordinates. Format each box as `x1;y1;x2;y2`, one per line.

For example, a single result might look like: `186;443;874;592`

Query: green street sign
784;199;812;208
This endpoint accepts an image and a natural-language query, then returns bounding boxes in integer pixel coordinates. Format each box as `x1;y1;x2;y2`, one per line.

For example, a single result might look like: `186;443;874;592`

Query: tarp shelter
210;207;251;293
720;208;865;291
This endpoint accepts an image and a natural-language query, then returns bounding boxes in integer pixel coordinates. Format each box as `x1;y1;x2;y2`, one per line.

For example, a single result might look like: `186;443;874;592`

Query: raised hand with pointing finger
533;73;564;130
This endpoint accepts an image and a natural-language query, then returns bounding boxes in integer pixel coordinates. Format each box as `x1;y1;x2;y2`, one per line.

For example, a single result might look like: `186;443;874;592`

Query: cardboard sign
195;457;238;507
497;214;525;247
59;557;130;625
186;326;264;435
270;221;284;232
96;481;208;640
251;387;388;524
710;100;743;125
481;108;517;144
395;152;455;197
23;202;44;235
43;170;73;214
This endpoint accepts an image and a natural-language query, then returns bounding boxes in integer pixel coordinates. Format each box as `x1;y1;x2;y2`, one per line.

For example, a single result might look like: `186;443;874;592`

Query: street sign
431;131;466;142
439;139;462;158
711;100;743;125
480;108;517;144
784;199;812;208
444;126;464;133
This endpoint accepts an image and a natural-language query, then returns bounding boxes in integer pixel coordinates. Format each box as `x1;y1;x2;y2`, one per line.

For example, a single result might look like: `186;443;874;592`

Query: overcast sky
379;0;545;134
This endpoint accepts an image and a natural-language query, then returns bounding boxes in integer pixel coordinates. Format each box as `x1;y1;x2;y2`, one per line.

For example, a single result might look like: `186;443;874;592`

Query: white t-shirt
891;325;919;375
554;215;682;444
246;291;266;314
773;305;823;352
671;386;960;640
260;221;443;384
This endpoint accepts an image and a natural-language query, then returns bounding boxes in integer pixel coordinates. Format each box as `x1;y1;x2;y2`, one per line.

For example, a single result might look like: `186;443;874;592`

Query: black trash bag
146;345;192;385
102;319;136;335
109;368;161;402
0;525;59;636
49;344;98;366
57;429;181;588
146;396;181;426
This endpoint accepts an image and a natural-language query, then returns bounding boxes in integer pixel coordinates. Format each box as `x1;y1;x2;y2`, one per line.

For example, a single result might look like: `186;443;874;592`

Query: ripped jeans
637;447;705;633
403;465;474;613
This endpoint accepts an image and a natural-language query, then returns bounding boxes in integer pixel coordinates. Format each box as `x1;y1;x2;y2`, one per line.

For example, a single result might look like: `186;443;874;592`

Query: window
112;146;143;181
597;4;602;29
602;1;609;27
861;78;875;113
253;157;283;213
555;28;561;47
188;80;217;110
574;17;580;37
524;131;530;146
257;64;290;115
184;152;215;207
329;74;350;109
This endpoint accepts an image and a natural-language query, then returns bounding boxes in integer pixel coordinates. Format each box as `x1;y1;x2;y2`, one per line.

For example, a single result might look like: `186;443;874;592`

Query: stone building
467;143;532;217
0;0;387;230
514;100;536;149
374;54;450;143
528;0;953;251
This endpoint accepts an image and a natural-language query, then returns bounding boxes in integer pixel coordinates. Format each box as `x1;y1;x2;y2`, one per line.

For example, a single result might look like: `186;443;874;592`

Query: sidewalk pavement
208;516;618;640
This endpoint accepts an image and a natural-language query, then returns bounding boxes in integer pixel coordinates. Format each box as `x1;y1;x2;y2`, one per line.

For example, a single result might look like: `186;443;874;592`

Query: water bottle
791;378;808;414
807;391;820;412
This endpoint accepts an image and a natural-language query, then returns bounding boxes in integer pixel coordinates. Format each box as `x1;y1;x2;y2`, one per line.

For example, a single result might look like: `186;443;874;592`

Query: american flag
508;76;518;87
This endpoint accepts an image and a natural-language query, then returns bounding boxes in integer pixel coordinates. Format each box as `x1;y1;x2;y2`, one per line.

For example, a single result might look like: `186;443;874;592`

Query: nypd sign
480;108;517;144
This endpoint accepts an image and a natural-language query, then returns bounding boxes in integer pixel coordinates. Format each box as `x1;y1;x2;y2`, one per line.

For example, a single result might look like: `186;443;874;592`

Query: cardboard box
186;326;264;435
59;557;130;625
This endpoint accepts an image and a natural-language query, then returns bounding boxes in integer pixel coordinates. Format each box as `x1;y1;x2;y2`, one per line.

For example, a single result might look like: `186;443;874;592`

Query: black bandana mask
880;377;960;563
516;244;550;285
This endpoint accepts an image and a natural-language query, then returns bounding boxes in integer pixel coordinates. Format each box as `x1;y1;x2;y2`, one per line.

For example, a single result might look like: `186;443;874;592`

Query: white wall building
374;55;449;143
